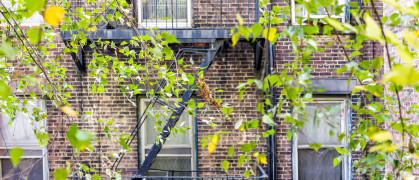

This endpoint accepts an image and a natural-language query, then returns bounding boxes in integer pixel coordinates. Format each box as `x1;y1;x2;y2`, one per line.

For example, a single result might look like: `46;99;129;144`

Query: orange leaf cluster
197;77;221;108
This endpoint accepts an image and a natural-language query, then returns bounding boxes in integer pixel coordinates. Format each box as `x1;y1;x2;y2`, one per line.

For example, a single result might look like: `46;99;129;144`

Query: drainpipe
266;1;277;179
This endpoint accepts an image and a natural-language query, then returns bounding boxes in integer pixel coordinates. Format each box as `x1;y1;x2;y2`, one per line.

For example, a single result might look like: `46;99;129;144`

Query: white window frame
0;99;49;180
0;0;44;27
291;0;346;25
139;98;195;176
292;97;350;180
137;0;192;28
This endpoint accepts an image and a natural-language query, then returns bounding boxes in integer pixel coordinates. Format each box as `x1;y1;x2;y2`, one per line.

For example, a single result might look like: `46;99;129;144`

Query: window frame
290;0;346;25
136;0;193;28
0;98;49;180
292;97;350;180
138;97;196;176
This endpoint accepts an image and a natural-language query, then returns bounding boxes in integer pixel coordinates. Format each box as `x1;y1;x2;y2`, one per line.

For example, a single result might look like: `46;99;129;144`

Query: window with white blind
0;99;48;180
292;98;349;180
0;1;44;26
291;0;346;25
139;98;195;176
137;0;192;28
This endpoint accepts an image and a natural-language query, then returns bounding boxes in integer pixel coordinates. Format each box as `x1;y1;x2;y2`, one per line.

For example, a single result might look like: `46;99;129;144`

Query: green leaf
333;156;342;167
371;57;383;71
93;174;101;180
324;18;345;31
262;114;276;126
364;13;384;44
53;168;69;180
244;170;250;178
0;80;11;100
227;146;234;156
238;155;245;166
166;34;180;44
197;103;205;108
221;160;230;174
66;124;92;151
309;143;322;152
25;0;47;17
1;41;15;60
27;28;45;44
187;100;196;108
251;23;262;42
241;143;251;153
221;107;233;115
10;147;24;168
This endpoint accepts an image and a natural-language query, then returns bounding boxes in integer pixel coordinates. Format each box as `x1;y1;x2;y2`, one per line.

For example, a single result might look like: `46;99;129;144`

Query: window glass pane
298;102;343;145
142;0;187;20
298;148;342;180
143;100;191;146
147;156;191;176
0;100;46;147
1;158;44;180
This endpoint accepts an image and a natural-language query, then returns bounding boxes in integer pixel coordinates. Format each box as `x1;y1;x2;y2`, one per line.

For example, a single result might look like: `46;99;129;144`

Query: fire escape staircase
110;39;225;178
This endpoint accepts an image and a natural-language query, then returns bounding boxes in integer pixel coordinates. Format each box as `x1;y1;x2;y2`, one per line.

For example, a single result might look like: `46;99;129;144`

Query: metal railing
66;0;260;29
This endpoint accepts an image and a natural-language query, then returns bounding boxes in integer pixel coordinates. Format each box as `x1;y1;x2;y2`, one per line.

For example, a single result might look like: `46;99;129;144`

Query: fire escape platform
61;28;251;43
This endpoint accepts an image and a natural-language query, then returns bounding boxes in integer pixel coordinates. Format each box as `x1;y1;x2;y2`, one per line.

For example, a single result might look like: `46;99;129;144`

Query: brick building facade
0;0;387;179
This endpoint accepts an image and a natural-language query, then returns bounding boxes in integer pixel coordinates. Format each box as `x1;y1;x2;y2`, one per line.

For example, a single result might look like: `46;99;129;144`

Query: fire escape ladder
135;39;224;177
109;39;225;175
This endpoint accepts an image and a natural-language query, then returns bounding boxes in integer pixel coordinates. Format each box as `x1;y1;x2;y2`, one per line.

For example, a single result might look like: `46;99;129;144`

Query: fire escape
62;0;276;179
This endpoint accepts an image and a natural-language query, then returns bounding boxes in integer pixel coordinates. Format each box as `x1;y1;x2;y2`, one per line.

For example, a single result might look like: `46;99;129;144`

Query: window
292;98;349;180
139;98;195;176
137;0;192;28
0;99;48;179
0;1;44;26
291;0;346;25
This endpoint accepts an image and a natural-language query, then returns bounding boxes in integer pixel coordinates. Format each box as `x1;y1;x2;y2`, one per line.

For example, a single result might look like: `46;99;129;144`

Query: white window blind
137;0;192;28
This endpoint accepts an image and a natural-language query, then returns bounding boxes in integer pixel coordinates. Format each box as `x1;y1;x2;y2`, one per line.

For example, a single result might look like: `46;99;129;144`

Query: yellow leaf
364;13;384;44
208;142;216;156
383;65;419;85
43;6;65;28
403;30;419;50
90;26;97;32
253;152;259;157
414;30;419;37
60;105;77;117
412;153;419;160
236;14;243;26
370;131;393;142
211;134;220;144
263;27;277;42
258;156;267;164
369;143;398;153
397;46;414;66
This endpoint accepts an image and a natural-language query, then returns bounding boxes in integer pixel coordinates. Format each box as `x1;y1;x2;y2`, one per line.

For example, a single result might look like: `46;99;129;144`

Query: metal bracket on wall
69;46;85;71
